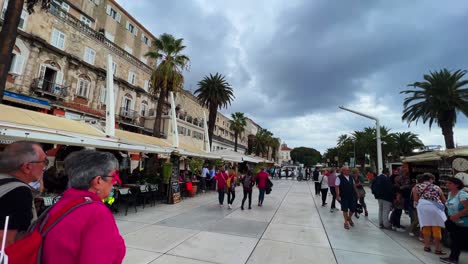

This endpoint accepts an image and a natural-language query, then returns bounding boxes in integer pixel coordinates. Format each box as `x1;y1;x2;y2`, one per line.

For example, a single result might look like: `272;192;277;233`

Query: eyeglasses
29;159;49;166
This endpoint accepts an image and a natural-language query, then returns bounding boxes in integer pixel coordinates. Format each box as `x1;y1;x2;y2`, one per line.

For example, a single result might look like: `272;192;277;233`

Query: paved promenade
116;179;467;264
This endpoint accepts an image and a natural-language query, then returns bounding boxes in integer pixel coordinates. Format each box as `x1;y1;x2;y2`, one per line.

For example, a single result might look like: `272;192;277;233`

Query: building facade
279;143;293;165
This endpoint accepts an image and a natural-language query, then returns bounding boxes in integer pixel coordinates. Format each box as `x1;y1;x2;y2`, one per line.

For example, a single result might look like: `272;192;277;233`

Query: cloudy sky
117;0;468;153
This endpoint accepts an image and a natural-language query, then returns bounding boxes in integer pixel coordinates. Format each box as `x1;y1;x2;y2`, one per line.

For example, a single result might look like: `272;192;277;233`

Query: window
2;2;27;30
106;5;121;22
83;47;95;65
124;45;133;55
9;53;25;75
128;71;136;85
126;21;138;36
143;80;149;92
187;129;191;137
51;28;65;49
80;15;92;27
141;34;151;46
112;62;117;75
141;103;148;117
77;78;90;98
104;31;115;42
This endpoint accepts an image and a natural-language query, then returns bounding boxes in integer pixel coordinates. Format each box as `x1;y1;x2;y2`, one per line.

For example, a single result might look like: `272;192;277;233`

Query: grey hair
0;141;40;173
64;150;119;190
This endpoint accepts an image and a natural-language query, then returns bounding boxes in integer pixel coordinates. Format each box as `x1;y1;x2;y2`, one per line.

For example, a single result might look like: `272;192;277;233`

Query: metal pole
170;92;179;148
339;106;383;174
105;55;115;137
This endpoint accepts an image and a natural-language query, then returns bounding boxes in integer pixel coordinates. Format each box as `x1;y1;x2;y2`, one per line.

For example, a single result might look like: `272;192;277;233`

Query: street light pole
339;106;383;174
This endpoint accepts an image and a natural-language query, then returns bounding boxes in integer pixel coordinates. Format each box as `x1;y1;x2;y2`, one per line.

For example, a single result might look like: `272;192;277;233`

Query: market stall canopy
402;147;468;163
176;142;221;159
211;149;245;163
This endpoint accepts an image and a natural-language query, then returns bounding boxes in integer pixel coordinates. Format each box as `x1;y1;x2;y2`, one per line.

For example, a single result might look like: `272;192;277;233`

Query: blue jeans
258;188;266;204
218;190;225;205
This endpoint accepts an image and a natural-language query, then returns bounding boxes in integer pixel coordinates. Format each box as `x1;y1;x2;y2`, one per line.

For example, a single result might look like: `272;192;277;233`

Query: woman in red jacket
256;168;269;206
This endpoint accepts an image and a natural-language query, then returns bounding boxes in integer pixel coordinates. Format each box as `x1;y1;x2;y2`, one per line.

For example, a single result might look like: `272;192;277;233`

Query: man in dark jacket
371;168;394;229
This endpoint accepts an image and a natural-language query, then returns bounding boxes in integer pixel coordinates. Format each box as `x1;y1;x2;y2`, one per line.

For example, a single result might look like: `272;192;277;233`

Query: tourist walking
335;166;358;229
415;173;447;255
256;167;269;206
313;167;320;195
214;166;228;207
39;150;125;264
241;170;255;210
328;169;338;212
0;141;47;246
352;168;368;217
200;164;209;193
440;177;468;264
227;167;237;209
371;168;394;229
319;170;329;206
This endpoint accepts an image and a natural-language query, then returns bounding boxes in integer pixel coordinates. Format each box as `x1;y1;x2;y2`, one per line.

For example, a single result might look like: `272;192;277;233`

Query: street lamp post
339;106;383;174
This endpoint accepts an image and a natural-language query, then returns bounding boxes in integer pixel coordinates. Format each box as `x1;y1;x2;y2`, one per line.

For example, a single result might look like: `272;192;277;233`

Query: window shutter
144;80;149;91
38;65;46;88
101;88;107;104
141;33;145;42
13;55;24;74
125;21;130;31
134;27;138;36
106;4;111;15
147;39;151;46
116;12;121;23
54;71;64;92
51;29;59;46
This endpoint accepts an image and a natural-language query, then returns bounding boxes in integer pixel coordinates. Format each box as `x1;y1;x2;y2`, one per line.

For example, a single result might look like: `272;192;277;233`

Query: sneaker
409;232;415;237
440;257;458;264
392;226;396;231
379;224;384;229
248;206;252;209
330;209;334;213
365;211;368;217
395;227;406;233
241;206;244;210
228;204;232;209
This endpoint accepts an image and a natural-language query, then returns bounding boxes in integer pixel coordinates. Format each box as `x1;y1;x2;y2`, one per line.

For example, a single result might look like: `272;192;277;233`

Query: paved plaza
116;180;467;264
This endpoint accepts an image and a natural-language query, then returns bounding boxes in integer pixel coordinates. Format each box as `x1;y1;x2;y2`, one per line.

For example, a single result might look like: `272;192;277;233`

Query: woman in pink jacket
41;150;125;264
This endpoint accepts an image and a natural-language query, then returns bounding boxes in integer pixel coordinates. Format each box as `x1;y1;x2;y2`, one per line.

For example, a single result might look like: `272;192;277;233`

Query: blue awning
4;91;50;110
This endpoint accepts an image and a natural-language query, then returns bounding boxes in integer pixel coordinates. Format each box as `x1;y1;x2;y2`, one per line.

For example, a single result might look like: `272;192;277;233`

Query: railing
31;78;68;98
119;107;139;120
48;2;152;75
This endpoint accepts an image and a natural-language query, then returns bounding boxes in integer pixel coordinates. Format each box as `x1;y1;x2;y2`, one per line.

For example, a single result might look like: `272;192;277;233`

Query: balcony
119;107;139;120
31;78;68;99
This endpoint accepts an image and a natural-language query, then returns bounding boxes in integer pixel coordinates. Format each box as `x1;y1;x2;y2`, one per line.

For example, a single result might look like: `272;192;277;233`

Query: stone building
1;0;156;132
279;143;293;165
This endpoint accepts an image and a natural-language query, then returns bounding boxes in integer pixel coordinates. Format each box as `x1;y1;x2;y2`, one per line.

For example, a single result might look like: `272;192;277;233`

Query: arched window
76;75;91;98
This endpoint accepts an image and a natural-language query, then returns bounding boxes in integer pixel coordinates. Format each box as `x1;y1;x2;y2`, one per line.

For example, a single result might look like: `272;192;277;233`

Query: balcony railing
119;107;139;120
31;78;68;98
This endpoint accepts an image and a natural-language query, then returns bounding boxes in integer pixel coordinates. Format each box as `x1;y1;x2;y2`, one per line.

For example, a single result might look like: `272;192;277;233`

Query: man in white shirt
200;164;209;193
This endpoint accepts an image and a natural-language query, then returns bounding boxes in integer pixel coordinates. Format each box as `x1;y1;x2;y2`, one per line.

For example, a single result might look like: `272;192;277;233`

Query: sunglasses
29;159;49;166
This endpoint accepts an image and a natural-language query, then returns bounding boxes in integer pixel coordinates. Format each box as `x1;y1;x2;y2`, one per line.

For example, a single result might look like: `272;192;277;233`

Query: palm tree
254;128;272;157
195;73;234;147
269;137;281;162
0;0;49;103
391;132;424;158
145;33;189;137
229;112;247;152
401;69;468;149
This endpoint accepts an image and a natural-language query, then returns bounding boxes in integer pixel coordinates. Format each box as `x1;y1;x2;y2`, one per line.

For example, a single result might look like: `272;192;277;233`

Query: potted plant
188;158;204;196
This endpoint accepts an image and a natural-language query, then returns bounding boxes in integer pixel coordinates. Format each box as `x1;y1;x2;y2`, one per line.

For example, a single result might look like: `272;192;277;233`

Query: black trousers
314;182;321;195
321;188;328;205
227;189;235;204
242;189;252;208
390;208;403;227
200;177;206;191
218;190;225;204
329;187;337;209
446;220;468;261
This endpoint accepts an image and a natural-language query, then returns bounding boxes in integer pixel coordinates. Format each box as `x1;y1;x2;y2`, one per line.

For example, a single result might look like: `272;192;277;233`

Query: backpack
4;197;94;264
226;177;232;188
243;175;253;189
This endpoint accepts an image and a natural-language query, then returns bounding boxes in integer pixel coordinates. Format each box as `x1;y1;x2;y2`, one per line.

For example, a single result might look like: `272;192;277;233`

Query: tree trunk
153;89;167;137
0;0;24;103
207;104;217;149
234;131;238;152
441;123;455;149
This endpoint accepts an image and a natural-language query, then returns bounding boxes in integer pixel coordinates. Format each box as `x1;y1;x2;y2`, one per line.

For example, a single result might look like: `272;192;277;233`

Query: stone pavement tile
334;249;422;264
226;206;277;222
247;239;336;264
272;211;323;227
155;207;230;230
262;223;329;248
124;225;198;253
123;247;162;264
116;220;149;235
168;231;257;264
206;218;269;238
326;227;414;258
115;210;180;224
149;255;214;264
